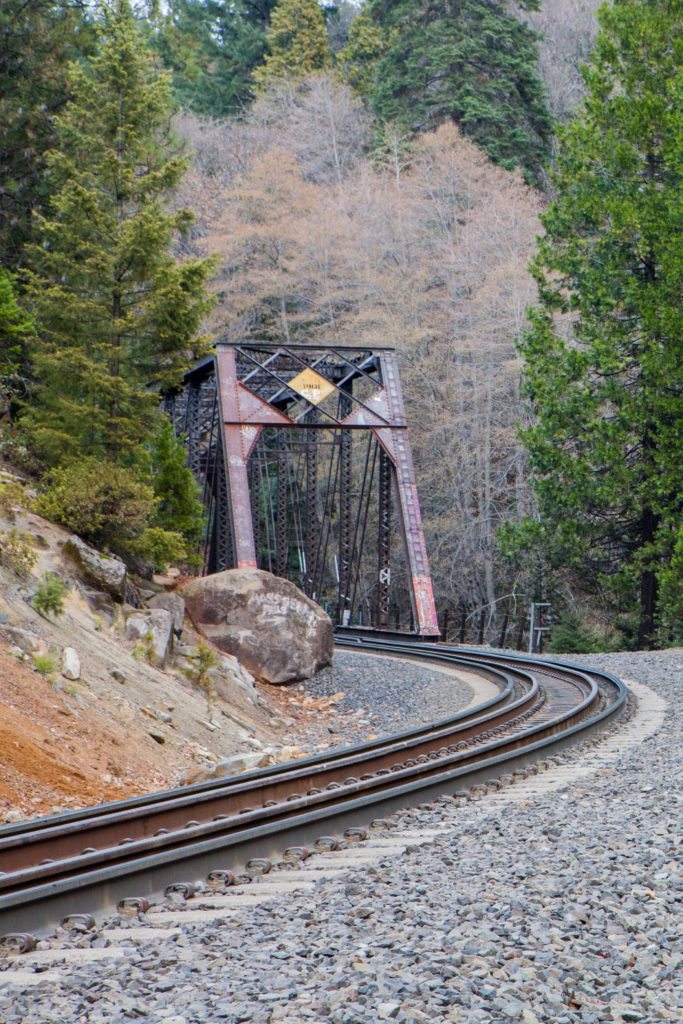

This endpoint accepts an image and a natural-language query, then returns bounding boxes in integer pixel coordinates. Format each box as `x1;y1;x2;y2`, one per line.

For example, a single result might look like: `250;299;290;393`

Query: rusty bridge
166;343;439;636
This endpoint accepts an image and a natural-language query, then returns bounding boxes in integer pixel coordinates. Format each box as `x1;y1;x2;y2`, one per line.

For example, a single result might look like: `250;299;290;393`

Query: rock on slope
182;568;334;684
0;498;297;822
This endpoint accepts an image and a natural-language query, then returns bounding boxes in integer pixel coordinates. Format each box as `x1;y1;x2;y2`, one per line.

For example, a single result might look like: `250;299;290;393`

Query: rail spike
344;827;368;842
0;932;36;955
245;858;272;875
282;846;309;863
314;836;339;852
165;881;196;902
61;913;96;932
117;897;150;916
206;869;237;890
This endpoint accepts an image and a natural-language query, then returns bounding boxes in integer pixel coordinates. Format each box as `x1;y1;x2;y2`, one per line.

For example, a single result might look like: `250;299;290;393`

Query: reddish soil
0;649;167;819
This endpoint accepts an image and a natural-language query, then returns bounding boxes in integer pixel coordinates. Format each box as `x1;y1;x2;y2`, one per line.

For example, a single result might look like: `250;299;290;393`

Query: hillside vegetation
0;0;681;651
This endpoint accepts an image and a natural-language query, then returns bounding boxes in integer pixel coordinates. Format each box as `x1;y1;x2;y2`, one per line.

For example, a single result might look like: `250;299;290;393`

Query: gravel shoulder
277;649;475;749
1;649;680;1024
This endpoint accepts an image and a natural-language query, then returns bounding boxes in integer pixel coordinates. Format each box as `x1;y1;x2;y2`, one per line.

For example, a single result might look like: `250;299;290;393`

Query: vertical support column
377;448;392;628
305;420;319;597
215;347;258;569
248;456;261;569
211;434;234;572
338;392;353;625
276;439;288;577
185;381;202;478
375;352;440;635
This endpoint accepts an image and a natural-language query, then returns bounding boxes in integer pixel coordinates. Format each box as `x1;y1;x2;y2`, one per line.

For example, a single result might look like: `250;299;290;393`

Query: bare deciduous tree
177;77;543;638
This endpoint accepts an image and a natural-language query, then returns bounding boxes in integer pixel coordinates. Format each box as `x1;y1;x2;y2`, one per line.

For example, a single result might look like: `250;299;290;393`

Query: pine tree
253;0;331;86
23;0;214;468
358;0;552;182
0;270;34;403
0;1;93;270
513;0;683;648
154;0;279;117
339;6;384;98
150;419;204;547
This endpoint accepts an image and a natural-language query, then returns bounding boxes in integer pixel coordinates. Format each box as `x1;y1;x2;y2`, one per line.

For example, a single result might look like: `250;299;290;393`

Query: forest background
0;0;680;651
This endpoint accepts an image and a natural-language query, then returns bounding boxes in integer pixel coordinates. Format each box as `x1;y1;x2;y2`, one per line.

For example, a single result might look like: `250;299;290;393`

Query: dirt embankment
0;493;301;821
0;647;166;812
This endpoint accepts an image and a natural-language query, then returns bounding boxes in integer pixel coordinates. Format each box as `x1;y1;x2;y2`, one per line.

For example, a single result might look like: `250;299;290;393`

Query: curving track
0;639;627;939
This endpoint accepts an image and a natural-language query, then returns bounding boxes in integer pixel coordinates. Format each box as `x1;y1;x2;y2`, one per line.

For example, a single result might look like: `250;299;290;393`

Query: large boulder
182;568;333;684
63;536;126;602
125;608;174;666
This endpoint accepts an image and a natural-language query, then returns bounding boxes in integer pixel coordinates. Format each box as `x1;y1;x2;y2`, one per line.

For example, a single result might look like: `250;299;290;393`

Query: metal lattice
173;343;439;635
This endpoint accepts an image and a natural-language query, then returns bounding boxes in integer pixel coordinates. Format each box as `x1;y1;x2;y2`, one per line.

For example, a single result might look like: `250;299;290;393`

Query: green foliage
339;7;384;98
154;0;279;116
32;652;59;677
0;426;41;475
357;0;552;183
253;0;332;86
133;630;157;665
183;639;218;706
0;528;37;576
513;0;683;649
35;458;155;554
0;271;35;401
546;613;606;655
150;420;204;547
0;480;28;521
131;526;188;571
32;573;68;618
659;524;683;643
0;0;93;270
22;0;214;469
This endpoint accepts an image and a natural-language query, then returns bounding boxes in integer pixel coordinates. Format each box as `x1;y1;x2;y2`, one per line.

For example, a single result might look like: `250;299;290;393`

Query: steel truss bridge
165;343;439;636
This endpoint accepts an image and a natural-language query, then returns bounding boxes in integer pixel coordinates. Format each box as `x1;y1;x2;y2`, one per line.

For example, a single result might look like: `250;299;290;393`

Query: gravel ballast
286;649;474;748
1;649;680;1024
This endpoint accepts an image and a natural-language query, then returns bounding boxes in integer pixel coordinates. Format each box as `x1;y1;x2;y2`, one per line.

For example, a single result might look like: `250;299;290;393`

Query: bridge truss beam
171;343;439;635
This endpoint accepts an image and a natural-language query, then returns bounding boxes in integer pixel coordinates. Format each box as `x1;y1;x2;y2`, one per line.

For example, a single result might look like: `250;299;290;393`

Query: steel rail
0;640;627;936
0;654;514;843
0;663;533;872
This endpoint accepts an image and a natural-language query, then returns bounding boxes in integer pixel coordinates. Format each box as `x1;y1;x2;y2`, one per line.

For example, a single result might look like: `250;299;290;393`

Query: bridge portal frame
172;342;439;636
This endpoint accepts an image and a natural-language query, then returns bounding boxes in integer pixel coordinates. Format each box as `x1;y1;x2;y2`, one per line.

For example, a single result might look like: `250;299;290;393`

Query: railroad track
0;639;627;941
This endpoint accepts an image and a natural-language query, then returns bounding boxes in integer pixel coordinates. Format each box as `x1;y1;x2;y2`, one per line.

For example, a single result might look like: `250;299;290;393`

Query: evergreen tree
253;0;331;86
154;0;279;117
23;0;214;468
0;1;93;270
512;0;683;648
150;419;204;546
339;6;384;98
358;0;552;182
0;271;34;403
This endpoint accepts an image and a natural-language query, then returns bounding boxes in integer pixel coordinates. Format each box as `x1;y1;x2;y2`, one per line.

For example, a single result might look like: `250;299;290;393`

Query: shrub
32;573;68;617
546;613;606;654
0;528;37;576
183;640;219;706
128;526;188;572
132;631;157;666
35;459;155;554
0;426;41;475
0;480;27;520
32;652;59;676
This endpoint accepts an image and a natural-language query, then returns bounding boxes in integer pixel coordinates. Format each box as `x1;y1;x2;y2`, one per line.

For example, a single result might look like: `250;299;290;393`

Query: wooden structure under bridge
166;342;439;636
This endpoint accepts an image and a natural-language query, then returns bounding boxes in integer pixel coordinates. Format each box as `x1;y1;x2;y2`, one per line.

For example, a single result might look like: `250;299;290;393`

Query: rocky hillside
0;472;308;823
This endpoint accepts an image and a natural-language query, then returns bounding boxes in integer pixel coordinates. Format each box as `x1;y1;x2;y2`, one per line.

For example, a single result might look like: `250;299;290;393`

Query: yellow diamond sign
288;367;336;406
